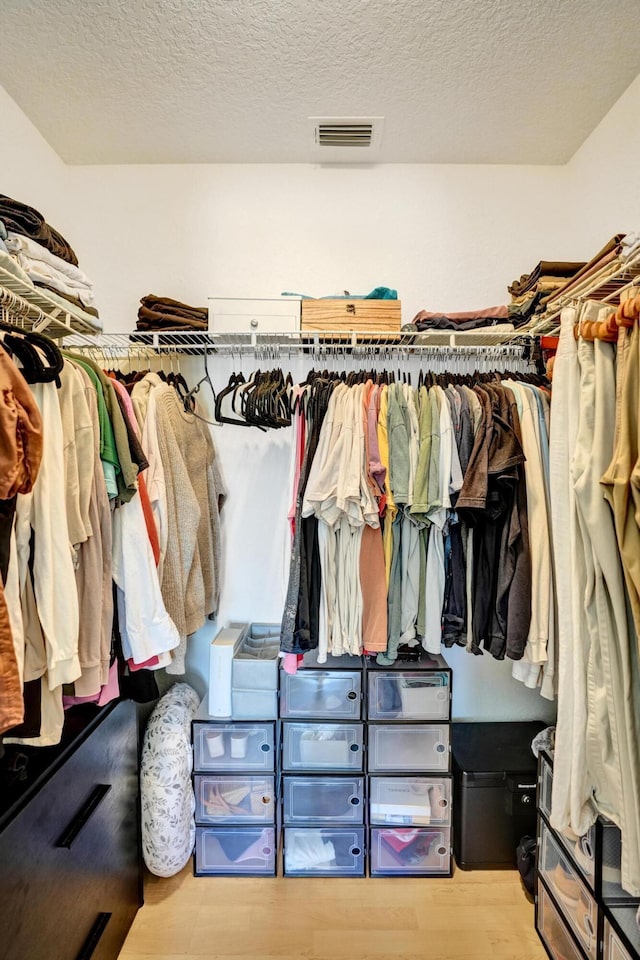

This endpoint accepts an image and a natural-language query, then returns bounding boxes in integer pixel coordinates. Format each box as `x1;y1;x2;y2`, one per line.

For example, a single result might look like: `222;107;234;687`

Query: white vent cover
309;117;384;161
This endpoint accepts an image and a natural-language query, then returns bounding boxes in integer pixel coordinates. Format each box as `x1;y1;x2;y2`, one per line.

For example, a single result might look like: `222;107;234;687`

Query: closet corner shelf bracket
0;265;100;338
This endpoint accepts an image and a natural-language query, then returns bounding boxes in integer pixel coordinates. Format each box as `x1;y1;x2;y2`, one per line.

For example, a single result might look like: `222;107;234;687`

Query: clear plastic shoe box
283;775;365;824
369;827;452;877
369;776;451;827
283;827;365;876
194;775;276;824
280;670;362;720
367;671;451;722
367;723;450;773
537;880;586;960
195;826;277;876
282;721;364;772
193;721;276;773
538;818;598;960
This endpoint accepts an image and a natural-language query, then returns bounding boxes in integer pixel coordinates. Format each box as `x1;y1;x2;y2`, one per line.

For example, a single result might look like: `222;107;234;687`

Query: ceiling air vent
309;117;384;161
316;121;374;148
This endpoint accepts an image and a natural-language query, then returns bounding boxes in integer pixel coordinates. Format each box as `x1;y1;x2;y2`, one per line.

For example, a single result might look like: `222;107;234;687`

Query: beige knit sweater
154;386;225;673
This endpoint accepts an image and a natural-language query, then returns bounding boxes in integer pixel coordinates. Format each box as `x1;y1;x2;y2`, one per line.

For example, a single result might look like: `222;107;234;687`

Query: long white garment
112;494;180;664
400;515;420;645
403;383;419;507
141;384;169;579
4;528;24;685
573;330;640;894
550;307;594;840
132;371;163;429
423;387;454;653
303;385;347;658
507;381;553;693
316;520;336;663
58;362;93;549
14;380;80;690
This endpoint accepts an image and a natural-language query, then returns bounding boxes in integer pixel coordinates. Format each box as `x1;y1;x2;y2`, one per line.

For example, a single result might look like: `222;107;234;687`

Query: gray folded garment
415;315;513;332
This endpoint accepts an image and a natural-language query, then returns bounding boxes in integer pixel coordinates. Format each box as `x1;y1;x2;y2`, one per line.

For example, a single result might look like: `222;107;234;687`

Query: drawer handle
250;319;259;328
56;784;111;849
75;912;112;960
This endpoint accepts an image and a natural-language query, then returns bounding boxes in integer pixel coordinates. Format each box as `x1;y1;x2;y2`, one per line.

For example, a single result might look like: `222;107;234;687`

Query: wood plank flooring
120;864;546;960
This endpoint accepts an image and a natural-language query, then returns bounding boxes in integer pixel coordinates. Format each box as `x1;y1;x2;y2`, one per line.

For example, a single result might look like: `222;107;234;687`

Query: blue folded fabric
281;286;397;301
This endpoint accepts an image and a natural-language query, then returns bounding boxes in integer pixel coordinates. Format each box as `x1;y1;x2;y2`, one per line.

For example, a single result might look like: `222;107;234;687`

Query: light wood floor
120;864;546;960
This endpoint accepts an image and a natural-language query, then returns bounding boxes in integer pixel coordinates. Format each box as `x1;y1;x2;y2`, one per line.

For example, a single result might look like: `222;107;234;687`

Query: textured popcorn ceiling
1;0;639;165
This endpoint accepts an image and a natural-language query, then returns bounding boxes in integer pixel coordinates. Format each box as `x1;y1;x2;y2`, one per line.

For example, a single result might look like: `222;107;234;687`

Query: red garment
360;381;388;653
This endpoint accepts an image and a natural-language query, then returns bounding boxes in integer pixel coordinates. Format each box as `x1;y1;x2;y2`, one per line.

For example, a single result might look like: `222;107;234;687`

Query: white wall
567;71;640;247
67;161;578;333
0;87;75;244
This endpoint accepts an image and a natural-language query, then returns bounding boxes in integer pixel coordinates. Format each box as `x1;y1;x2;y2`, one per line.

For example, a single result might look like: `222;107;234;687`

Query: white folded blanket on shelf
5;232;95;307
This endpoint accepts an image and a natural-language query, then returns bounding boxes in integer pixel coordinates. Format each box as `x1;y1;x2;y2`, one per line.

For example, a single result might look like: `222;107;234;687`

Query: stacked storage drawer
535;750;640;960
366;656;453;877
193;715;278;876
281;654;366;876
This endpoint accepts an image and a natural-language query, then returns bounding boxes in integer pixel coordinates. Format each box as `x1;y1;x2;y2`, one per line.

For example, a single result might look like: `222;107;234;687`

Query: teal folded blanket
281;286;397;300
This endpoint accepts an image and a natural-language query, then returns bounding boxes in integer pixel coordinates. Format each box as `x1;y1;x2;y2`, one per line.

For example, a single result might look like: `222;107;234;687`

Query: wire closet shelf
59;329;539;374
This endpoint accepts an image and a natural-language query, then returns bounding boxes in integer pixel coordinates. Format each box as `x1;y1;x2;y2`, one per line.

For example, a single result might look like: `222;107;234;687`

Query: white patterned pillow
140;683;201;877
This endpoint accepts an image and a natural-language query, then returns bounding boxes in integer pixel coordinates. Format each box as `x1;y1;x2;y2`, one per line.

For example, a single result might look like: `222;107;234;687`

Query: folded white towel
6;232;95;307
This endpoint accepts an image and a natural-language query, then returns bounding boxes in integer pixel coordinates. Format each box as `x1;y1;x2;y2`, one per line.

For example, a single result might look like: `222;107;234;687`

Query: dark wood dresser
0;699;142;960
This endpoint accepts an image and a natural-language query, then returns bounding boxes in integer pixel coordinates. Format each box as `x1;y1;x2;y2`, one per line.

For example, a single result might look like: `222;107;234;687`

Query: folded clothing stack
621;232;640;263
5;233;97;312
508;260;586;326
0;193;101;328
412;305;512;332
0;193;78;265
544;235;626;307
137;294;208;331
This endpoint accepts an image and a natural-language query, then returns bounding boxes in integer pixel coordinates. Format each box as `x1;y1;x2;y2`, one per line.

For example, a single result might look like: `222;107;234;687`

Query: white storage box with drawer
208;297;301;334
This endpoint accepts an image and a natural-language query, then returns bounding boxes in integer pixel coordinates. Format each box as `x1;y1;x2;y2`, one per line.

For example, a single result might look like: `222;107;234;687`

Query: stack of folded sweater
621;232;640;263
508;260;586;326
137;295;208;331
0;193;78;264
0;193;100;324
412;304;512;332
541;235;626;308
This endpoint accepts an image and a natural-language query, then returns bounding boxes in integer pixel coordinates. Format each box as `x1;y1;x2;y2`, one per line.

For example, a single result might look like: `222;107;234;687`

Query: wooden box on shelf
301;299;401;333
